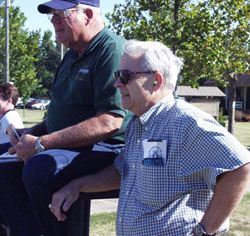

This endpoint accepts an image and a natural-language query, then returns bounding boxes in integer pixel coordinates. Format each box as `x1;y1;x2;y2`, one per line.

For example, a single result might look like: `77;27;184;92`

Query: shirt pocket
137;164;171;208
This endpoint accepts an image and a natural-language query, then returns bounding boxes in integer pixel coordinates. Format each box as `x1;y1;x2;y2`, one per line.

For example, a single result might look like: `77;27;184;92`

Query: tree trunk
172;0;179;54
227;77;236;134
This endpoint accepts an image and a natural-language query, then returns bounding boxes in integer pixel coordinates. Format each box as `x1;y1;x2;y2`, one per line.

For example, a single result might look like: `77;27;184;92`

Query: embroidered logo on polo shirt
75;67;89;80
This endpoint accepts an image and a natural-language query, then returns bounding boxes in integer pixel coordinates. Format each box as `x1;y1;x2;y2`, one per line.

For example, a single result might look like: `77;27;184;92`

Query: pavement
91;198;118;214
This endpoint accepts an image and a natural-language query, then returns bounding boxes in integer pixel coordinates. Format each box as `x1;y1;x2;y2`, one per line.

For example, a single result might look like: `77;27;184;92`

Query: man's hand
8;134;38;162
50;179;81;221
7;126;33;146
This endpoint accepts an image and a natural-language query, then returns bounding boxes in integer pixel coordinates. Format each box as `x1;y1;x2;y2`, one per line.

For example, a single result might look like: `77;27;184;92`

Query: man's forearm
40;113;123;150
200;163;250;234
78;164;121;193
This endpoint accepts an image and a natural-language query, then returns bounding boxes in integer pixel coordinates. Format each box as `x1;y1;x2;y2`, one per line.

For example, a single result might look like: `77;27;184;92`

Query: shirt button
132;164;135;169
126;191;129;195
119;217;122;222
145;127;148;131
137;139;140;144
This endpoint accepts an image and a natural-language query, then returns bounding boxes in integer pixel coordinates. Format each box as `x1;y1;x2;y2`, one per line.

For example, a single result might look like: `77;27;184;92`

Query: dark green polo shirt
46;28;131;143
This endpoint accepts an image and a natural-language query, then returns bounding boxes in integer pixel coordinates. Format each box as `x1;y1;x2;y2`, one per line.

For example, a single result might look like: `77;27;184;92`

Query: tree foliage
106;0;250;133
33;30;61;98
0;4;40;107
0;3;62;105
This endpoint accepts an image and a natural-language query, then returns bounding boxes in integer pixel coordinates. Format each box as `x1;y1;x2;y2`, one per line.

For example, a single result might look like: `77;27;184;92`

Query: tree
34;30;61;98
198;0;250;134
106;0;250;134
0;4;40;114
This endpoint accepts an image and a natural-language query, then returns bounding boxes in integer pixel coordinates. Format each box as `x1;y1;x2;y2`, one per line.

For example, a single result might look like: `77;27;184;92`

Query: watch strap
193;223;216;236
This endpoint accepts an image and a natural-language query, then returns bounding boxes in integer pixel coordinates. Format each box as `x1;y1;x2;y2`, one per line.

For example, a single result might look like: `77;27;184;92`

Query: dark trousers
0;143;116;236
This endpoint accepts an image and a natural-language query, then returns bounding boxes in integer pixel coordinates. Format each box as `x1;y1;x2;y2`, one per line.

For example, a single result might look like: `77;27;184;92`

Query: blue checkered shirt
114;94;250;236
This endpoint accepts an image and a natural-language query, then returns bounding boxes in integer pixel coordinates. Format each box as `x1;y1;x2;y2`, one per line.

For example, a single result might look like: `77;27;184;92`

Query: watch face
36;146;44;153
194;225;204;236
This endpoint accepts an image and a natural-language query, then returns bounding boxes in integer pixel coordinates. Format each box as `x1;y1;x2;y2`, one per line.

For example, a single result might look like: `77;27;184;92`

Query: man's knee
22;154;56;185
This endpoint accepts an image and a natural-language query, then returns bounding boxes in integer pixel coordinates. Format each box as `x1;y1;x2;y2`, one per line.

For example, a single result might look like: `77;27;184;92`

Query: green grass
227;121;250;148
224;193;250;236
89;194;250;236
16;108;46;128
90;212;116;236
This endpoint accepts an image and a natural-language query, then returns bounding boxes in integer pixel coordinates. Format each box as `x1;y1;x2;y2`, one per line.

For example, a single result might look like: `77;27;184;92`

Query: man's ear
84;8;93;20
153;72;163;91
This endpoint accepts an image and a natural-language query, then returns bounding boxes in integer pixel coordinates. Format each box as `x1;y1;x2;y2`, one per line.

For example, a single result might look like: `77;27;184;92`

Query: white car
31;99;50;110
15;98;24;108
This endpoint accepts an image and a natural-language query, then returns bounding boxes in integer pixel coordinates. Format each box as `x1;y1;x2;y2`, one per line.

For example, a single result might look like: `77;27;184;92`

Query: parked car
25;98;40;108
15;98;36;108
31;99;50;110
15;98;24;108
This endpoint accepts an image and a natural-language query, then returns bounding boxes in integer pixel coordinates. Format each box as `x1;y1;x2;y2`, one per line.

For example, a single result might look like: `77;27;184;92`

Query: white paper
0;152;18;159
142;139;167;165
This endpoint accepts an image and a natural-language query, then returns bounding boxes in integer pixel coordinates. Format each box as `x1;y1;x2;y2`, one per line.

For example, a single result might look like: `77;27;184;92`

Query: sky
12;0;125;40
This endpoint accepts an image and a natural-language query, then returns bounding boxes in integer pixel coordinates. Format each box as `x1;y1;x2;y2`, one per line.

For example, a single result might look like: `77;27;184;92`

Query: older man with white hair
50;40;250;236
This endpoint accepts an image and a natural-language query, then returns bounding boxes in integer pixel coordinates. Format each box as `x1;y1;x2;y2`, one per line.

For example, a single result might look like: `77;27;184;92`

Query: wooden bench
68;189;120;236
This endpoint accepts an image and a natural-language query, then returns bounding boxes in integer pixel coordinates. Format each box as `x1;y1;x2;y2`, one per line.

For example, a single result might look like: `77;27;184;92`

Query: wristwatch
35;136;45;153
192;223;216;236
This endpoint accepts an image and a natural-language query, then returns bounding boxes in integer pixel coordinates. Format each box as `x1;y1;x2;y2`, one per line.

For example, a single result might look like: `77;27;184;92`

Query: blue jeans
0;143;116;236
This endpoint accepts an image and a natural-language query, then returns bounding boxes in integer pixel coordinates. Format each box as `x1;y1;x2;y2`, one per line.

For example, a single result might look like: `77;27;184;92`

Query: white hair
77;3;103;24
77;3;101;16
123;40;183;91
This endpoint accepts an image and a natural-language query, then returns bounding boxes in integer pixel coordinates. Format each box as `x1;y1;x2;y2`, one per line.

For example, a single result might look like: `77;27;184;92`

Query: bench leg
68;198;91;236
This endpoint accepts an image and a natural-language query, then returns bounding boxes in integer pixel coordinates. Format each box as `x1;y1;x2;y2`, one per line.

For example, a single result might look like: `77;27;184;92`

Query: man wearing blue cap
0;0;131;236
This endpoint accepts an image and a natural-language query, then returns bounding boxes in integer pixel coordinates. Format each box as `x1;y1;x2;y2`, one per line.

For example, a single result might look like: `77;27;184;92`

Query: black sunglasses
113;70;156;85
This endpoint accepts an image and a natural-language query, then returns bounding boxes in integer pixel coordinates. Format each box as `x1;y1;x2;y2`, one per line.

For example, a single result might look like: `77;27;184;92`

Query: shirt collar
136;93;175;128
70;27;107;59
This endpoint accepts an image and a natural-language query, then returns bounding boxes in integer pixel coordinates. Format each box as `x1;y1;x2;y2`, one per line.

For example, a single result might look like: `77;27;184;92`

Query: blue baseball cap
38;0;100;14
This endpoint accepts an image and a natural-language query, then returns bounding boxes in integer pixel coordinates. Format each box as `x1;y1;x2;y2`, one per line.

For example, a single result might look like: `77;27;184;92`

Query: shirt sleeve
0;116;10;134
179;117;250;189
4;111;24;129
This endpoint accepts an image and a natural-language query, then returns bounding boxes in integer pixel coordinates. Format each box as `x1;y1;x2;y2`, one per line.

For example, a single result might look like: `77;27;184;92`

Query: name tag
142;139;167;166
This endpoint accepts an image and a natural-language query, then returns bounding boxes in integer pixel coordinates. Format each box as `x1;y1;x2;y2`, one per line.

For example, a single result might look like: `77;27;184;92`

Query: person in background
0;83;24;236
50;40;250;236
0;83;23;145
0;0;132;236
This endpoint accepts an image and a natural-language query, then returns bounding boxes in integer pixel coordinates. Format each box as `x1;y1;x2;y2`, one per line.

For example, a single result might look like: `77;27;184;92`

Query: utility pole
5;0;10;83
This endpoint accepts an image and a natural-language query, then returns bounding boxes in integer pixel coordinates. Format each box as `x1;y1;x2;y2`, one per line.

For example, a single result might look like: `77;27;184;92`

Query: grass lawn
90;212;116;236
16;108;46;128
227;121;250;148
89;194;250;236
224;193;250;236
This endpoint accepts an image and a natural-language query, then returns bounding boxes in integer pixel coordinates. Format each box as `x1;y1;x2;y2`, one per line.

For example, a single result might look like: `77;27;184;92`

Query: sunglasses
113;70;156;85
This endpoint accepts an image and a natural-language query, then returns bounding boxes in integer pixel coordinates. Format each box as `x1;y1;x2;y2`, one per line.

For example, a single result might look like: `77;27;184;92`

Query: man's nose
114;77;124;88
51;14;60;24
